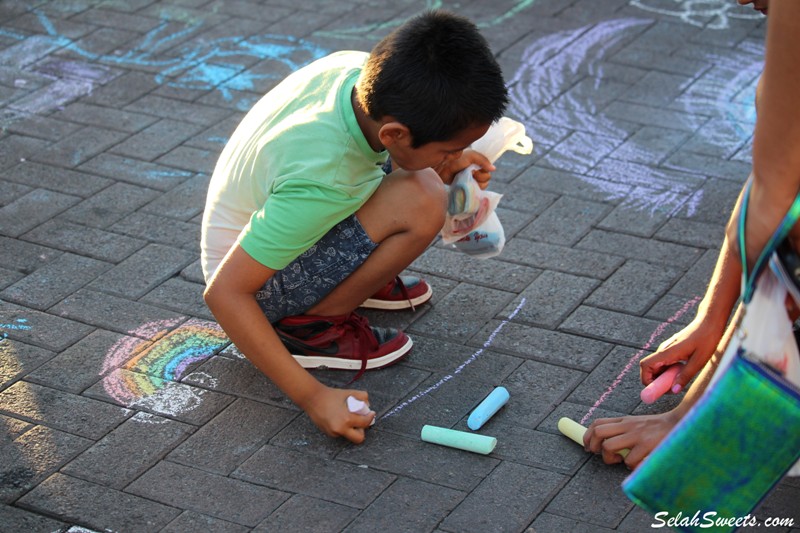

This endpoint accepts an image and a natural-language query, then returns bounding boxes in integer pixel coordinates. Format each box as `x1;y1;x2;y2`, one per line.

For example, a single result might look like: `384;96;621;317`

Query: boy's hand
435;149;495;188
303;386;375;444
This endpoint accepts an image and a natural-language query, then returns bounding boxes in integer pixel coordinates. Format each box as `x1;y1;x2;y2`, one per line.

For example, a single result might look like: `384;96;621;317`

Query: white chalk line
381;297;526;419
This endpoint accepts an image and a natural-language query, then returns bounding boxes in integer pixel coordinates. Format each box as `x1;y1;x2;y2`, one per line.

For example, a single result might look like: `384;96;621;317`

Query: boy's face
385;122;490;172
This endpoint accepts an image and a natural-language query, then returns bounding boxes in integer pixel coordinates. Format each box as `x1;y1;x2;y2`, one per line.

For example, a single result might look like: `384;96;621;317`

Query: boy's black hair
357;10;509;147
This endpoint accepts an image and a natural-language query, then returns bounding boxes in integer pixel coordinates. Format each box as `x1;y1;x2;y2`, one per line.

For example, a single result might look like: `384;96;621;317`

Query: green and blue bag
622;182;800;532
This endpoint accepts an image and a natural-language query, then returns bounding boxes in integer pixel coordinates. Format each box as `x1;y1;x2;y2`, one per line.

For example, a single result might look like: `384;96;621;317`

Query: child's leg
261;167;443;377
307;168;446;316
254;215;379;323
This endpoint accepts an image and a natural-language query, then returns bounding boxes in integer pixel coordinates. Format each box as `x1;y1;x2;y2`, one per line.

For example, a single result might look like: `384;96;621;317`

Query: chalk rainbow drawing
508;17;762;217
101;318;229;417
630;0;763;29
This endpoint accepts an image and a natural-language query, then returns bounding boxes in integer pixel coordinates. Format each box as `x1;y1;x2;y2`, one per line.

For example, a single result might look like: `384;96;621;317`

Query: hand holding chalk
558;417;589;447
468;386;509;430
558;417;629;459
640;364;682;404
347;396;375;426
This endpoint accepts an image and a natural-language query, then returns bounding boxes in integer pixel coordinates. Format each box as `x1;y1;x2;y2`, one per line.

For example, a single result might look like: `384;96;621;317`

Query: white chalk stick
347;396;375;426
347;396;370;414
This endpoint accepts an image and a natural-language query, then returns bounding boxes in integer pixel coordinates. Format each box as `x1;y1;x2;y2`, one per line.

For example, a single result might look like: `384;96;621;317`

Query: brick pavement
1;1;798;532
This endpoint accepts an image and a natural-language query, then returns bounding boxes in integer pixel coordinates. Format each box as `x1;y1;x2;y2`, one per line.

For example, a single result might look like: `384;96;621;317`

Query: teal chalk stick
420;425;497;455
467;386;510;430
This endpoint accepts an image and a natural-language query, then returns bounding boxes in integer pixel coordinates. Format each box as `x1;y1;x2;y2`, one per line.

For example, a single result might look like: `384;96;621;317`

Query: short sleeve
238;179;365;270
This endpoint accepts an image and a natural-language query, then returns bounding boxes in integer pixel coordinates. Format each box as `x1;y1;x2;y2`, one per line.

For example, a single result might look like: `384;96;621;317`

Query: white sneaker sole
292;335;413;370
360;285;433;310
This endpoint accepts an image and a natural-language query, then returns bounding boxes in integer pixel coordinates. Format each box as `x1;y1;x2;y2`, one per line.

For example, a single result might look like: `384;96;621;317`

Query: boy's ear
378;121;411;148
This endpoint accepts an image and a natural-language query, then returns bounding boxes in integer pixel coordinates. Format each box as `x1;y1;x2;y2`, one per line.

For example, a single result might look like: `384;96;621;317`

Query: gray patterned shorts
255;214;378;323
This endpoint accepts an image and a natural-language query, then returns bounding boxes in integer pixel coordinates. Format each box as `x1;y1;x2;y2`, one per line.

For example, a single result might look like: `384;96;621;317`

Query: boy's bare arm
203;245;373;443
433;149;495;187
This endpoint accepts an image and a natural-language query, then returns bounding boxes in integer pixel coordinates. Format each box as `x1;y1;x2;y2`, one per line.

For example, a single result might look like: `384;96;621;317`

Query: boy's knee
405;168;447;230
360;168;447;241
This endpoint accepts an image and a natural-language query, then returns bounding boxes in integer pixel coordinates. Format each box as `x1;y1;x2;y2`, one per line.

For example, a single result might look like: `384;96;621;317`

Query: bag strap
738;180;800;303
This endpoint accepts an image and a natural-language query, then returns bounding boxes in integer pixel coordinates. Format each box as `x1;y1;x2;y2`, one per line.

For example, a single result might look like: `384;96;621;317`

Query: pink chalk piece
347;396;375;426
640;364;683;404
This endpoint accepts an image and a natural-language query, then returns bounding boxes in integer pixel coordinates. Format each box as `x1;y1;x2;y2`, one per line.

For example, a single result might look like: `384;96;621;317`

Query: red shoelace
343;312;378;383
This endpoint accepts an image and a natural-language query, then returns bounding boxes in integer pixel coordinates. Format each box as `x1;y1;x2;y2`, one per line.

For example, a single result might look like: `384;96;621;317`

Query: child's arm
640;224;742;392
727;1;800;269
585;308;740;467
434;149;496;187
204;244;374;443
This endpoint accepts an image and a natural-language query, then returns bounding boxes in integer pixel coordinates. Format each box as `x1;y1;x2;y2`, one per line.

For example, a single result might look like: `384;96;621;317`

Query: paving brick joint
1;1;798;532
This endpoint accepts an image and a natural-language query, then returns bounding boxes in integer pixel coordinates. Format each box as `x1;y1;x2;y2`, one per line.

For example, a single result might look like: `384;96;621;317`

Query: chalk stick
557;417;629;459
558;417;587;446
420;425;497;455
347;396;370;414
468;386;510;430
347;396;375;426
640;364;682;404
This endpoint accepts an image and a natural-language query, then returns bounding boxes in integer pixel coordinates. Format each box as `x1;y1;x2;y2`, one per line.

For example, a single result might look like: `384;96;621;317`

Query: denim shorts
255;214;378;323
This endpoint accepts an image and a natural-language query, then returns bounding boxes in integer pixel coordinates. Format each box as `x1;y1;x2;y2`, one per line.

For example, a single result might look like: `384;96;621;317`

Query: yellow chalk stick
558;417;587;445
557;417;629;459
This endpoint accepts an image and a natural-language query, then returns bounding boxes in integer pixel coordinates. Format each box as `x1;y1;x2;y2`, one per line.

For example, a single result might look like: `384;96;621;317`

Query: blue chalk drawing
0;318;32;341
148;32;326;105
37;10;327;105
0;6;763;219
630;0;763;29
145;169;194;180
508;17;763;217
0;10;328;124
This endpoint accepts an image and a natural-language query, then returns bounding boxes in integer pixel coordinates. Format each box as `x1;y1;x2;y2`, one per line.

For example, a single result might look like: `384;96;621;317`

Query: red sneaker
274;312;412;381
360;275;432;311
